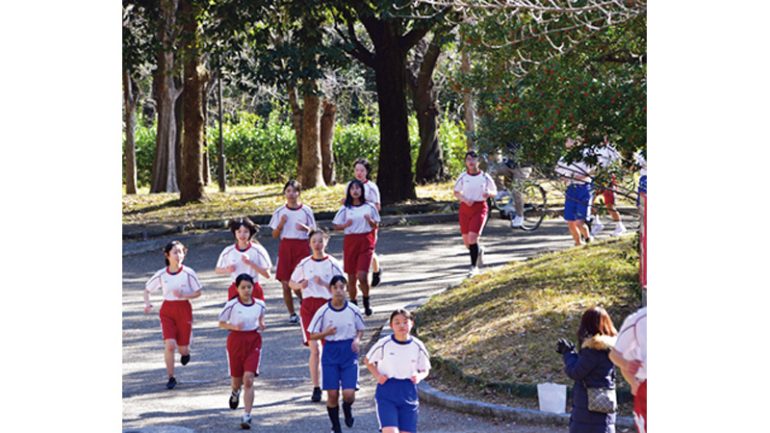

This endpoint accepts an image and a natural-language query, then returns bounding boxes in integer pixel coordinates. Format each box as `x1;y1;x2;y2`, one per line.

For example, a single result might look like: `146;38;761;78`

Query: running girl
289;229;345;403
308;275;365;433
218;274;267;430
588;138;626;237
453;150;497;276
347;158;384;287
144;240;203;390
332;179;381;316
365;309;431;433
215;217;272;302
269;180;316;324
555;138;595;246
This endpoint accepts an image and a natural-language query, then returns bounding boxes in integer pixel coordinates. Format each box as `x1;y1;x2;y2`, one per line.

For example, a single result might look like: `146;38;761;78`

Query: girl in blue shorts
365;309;431;433
556;138;595;246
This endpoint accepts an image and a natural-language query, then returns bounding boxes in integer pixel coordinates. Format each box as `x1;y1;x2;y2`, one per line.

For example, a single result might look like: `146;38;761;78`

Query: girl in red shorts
218;274;267;430
332;179;380;316
269;180;316;324
348;158;383;286
215;217;272;302
144;240;203;390
289;230;345;402
453;150;497;276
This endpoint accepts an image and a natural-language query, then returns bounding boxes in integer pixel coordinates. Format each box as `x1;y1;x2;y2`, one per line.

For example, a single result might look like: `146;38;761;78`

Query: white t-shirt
614;307;647;381
218;297;267;332
555;155;594;184
593;144;621;168
216;242;272;284
269;204;316;240
145;265;203;301
366;334;431;380
332;203;381;235
290;255;344;299
635;152;647;177
308;300;366;341
453;171;498;203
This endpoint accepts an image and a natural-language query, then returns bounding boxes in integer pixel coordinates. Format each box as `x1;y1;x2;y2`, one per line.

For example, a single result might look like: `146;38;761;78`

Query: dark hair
229;217;258;239
329;275;347;288
163;240;187;266
465;150;479;159
353;158;372;180
284;179;302;194
235;273;255;288
308;228;330;241
389;309;413;325
577;306;618;342
344;179;367;208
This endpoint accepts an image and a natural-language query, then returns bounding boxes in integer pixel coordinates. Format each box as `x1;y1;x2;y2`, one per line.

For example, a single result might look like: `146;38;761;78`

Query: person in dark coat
557;306;618;433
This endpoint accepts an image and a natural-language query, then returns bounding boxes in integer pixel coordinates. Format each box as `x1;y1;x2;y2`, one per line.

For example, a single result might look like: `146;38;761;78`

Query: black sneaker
363;297;372;316
166;376;177;390
229;390;240;410
311;387;322;402
371;270;381;287
181;354;190;365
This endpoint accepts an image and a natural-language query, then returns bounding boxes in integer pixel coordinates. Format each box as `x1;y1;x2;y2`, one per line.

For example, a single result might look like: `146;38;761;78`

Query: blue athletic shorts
563;183;592;221
321;339;359;391
637;175;647;206
375;378;419;432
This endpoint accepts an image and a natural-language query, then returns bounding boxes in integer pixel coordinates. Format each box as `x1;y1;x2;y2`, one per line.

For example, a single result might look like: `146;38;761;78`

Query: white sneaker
511;215;524;228
612;224;627;236
467;266;480;277
240;413;252;429
477;247;485;266
590;220;604;237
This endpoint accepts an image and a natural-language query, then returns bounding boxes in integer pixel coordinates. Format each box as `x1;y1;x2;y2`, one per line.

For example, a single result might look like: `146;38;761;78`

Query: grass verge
415;236;642;413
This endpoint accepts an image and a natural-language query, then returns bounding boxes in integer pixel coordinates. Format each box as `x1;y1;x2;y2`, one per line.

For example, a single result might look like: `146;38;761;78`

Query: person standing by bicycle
489;142;533;228
454;150;497;276
555;138;595;246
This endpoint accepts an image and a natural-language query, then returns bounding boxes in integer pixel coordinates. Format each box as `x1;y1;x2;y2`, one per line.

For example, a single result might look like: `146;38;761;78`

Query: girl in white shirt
144;241;203;390
349;158;384;287
365;309;431;433
453;150;497;276
218;274;267;430
332;179;381;316
215;217;272;302
269;180;316;324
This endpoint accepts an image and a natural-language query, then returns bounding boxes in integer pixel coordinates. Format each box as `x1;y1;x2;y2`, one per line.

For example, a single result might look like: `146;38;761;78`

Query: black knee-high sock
327;406;341;431
469;243;479;266
342;400;353;420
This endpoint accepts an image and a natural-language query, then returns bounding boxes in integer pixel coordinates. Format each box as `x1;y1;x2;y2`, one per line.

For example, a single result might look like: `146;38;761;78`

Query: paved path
123;216;636;432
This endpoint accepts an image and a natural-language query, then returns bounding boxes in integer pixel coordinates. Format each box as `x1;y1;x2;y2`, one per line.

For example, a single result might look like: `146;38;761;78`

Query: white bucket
537;382;567;414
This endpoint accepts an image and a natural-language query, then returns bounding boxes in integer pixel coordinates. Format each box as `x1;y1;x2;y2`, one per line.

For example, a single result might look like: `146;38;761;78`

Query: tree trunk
288;86;303;178
299;82;325;188
178;0;206;203
461;42;475;150
373;30;417;204
201;71;218;187
123;68;139;194
320;99;337;185
150;0;181;193
409;36;445;184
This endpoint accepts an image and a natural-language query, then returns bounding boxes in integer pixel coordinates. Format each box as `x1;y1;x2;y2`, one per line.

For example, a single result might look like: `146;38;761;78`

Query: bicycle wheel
518;182;547;231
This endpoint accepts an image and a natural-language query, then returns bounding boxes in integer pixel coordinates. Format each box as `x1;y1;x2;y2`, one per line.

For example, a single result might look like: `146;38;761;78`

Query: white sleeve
186;269;203;292
370;205;381;223
329;257;344;276
370;184;381;205
366;338;386;363
145;270;163;293
416;340;431;373
332;207;347;225
256;245;272;269
614;312;640;356
354;308;365;331
290;261;305;282
305;207;317;230
216;248;230;269
453;174;464;192
485;173;498;196
555;160;573;178
268;208;281;230
218;300;236;322
307;306;326;334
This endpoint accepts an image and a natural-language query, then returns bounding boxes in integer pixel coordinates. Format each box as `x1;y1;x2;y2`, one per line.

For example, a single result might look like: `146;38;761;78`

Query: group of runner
141;145;646;432
143;158;431;432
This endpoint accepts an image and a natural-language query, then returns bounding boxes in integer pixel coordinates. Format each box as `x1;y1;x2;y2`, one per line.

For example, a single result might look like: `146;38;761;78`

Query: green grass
416;236;641;407
123;182;457;225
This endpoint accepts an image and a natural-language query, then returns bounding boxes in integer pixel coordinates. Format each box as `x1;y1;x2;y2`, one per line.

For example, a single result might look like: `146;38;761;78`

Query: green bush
333;119;380;182
409;116;467;179
127;116;156;188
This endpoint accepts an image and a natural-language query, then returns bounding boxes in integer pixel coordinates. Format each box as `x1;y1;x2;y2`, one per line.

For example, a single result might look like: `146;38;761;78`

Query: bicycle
481;154;548;232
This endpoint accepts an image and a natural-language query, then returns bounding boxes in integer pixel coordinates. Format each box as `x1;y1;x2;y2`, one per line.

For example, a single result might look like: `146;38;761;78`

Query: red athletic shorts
634;379;647;433
228;281;265;302
596;175;617;206
226;330;263;377
459;201;488;235
159;300;193;346
343;232;376;274
277;238;311;281
299;296;330;346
